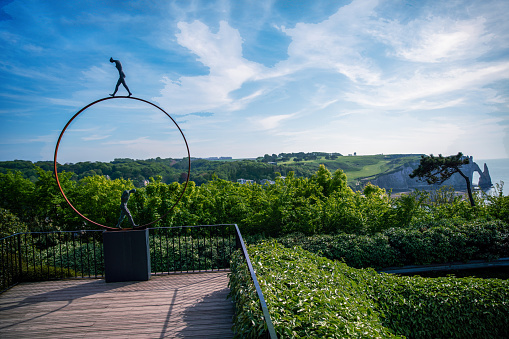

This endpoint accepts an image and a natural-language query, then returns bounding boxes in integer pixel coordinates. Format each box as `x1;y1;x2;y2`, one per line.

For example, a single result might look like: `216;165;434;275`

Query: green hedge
1;255;78;290
21;240;104;277
150;234;234;272
229;242;509;338
20;263;79;282
228;251;269;338
229;242;402;338
374;273;509;338
275;220;509;269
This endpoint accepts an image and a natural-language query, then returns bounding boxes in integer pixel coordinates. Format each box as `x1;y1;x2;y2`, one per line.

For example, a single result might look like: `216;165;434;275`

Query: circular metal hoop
53;96;191;230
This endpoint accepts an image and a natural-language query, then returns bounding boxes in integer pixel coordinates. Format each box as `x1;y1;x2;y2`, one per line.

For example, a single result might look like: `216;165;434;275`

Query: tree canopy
409;152;475;206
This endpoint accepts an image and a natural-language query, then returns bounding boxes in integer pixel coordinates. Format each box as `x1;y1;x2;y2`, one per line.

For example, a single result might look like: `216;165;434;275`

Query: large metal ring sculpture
53;96;191;230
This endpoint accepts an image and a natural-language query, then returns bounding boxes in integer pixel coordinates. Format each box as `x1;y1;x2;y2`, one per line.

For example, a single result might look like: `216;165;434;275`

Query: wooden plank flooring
0;271;234;338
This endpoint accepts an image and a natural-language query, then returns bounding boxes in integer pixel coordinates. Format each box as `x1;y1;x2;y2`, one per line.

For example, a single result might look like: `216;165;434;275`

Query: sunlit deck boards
0;271;234;338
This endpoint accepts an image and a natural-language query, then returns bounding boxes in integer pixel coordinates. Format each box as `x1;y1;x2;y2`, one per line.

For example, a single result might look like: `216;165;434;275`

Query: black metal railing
1;224;277;337
0;225;238;291
1;225;239;288
0;230;105;293
234;224;277;339
148;224;236;274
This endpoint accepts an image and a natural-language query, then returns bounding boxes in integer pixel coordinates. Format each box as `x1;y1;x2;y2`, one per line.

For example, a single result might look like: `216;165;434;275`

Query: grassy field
278;154;422;186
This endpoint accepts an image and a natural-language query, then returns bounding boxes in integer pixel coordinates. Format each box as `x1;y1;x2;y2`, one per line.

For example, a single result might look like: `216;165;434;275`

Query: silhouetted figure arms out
109;57;132;97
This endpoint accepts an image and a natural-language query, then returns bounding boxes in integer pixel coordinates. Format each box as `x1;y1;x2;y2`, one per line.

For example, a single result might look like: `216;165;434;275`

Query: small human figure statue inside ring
116;189;137;228
109;57;132;97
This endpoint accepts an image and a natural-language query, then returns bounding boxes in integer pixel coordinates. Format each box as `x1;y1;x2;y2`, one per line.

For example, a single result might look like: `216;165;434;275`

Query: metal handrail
1;224;279;339
0;230;105;293
1;225;237;290
234;224;277;339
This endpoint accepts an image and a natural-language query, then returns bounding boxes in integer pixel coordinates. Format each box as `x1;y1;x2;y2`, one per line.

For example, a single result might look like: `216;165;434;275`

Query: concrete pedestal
103;229;151;283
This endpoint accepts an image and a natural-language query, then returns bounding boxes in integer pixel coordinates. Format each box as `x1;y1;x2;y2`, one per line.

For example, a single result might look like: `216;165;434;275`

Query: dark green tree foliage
1;153;422;191
1;163;509;239
410;152;475;206
0;170;35;219
486;182;509;223
0;208;28;238
310;164;348;197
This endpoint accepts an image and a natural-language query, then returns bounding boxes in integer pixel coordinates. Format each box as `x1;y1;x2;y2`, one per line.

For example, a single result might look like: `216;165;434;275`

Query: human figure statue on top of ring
116;189;137;229
109;57;132;97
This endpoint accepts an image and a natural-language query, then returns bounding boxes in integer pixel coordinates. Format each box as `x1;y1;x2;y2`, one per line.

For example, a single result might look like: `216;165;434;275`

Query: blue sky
1;0;508;163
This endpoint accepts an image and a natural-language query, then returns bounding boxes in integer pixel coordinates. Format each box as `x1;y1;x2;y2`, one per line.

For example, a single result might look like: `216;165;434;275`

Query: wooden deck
0;271;234;338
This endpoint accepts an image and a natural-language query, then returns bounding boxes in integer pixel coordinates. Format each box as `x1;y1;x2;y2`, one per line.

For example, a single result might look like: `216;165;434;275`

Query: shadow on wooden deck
0;271;234;338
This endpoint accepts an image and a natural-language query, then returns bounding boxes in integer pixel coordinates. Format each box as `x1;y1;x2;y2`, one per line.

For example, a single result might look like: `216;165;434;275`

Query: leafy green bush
229;242;509;338
150;233;234;272
0;208;28;238
3;165;509;239
374;273;509;339
230;242;402;338
275;220;509;269
385;220;509;265
277;232;398;269
1;254;79;289
228;251;268;338
21;263;79;282
21;236;105;277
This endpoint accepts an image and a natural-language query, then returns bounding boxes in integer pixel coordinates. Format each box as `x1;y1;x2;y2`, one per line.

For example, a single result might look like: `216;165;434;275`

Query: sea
477;158;509;196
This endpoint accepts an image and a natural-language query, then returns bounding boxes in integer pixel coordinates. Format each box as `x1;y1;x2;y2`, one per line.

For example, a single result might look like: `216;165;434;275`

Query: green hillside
273;153;421;186
0;153;422;188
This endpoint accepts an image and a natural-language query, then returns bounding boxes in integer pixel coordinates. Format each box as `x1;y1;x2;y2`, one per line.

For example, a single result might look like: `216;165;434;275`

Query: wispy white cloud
250;113;296;130
103;136;150;145
47;98;86;107
28;135;54;143
154;20;266;113
144;0;508;161
276;0;381;84
344;62;509;109
82;134;110;141
67;127;116;133
373;16;494;63
0;60;62;82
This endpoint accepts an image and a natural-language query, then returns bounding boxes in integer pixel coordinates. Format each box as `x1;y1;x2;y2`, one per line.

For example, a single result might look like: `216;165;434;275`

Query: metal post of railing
79;232;84;278
24;233;28;279
58;232;63;279
30;235;35;277
235;229;242;250
93;233;97;278
215;226;219;270
1;239;4;290
209;227;213;270
17;235;22;283
65;232;70;276
234;225;277;339
185;228;189;273
221;226;225;268
43;233;47;279
164;229;170;273
178;228;182;272
3;238;7;289
53;235;57;277
159;229;164;274
171;228;176;272
197;227;200;271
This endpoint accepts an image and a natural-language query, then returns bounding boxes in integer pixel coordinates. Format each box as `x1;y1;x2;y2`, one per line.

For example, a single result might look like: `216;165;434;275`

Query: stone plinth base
103;229;151;283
